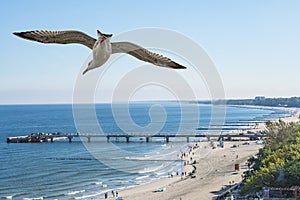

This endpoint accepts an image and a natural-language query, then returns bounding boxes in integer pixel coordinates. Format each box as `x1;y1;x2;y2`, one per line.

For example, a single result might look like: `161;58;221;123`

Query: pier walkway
6;132;263;143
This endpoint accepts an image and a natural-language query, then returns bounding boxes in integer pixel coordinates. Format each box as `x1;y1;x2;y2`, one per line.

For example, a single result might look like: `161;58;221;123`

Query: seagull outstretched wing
112;42;186;69
13;30;96;49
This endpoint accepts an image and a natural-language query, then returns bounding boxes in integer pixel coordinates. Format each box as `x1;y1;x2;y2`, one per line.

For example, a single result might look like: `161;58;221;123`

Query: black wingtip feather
13;32;22;37
177;65;187;69
173;63;187;69
13;31;30;40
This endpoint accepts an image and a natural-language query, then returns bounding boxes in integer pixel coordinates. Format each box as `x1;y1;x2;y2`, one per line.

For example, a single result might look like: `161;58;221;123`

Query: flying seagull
13;30;187;75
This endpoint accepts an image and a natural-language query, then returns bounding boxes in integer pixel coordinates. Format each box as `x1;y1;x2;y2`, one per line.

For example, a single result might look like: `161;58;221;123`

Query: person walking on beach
112;190;115;197
116;191;118;197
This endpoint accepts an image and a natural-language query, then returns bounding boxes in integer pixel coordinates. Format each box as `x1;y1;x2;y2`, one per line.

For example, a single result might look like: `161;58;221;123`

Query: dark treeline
199;97;300;108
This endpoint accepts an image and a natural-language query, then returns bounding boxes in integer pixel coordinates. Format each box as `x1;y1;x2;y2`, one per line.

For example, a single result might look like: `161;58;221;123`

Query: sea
0;102;291;200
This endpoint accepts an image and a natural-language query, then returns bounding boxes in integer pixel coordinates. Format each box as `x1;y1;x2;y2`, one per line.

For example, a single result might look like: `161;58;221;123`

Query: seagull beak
82;68;89;75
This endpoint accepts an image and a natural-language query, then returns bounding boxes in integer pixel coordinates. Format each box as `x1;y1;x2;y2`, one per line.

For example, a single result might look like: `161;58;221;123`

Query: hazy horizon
0;95;299;106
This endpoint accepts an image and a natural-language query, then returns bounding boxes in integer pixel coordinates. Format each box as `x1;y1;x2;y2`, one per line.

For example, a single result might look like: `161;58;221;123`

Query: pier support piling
68;136;72;143
106;136;110;143
146;137;150;143
166;137;169;143
186;137;189;143
126;136;130;143
87;137;91;143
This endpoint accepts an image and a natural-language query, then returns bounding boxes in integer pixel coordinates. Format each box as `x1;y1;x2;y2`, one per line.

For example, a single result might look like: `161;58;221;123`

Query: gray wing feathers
112;42;186;69
13;30;96;49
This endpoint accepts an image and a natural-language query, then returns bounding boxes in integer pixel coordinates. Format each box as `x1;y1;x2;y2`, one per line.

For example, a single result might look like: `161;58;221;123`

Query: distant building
255;96;266;101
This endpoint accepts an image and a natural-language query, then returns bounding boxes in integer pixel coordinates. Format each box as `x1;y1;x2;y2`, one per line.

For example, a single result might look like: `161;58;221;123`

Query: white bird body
13;29;187;75
93;39;111;66
84;31;112;74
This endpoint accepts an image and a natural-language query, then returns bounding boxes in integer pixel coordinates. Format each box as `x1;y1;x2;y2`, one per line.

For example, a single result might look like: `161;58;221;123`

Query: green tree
285;159;300;186
240;121;300;195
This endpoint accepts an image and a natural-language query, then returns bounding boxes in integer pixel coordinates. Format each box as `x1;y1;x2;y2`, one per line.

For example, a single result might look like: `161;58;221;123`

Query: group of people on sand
104;190;118;199
174;143;200;178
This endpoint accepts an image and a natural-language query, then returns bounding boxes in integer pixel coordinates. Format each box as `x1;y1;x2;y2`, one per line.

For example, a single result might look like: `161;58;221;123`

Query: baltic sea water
0;102;290;199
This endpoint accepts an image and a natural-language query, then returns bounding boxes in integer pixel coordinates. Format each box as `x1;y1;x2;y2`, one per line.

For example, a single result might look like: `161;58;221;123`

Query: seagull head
97;30;112;44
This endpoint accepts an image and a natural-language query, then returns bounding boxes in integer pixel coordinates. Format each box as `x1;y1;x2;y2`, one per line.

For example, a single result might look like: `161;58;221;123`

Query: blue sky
0;0;300;104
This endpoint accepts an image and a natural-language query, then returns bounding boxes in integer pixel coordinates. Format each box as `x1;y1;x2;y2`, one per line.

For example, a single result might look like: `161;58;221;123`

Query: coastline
97;106;300;200
228;104;300;122
101;141;262;200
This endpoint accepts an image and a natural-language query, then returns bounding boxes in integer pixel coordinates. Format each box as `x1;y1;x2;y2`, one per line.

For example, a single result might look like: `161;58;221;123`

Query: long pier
6;132;263;143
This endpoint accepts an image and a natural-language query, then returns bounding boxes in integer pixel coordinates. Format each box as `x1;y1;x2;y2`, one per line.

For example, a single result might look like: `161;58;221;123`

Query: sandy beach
99;107;300;200
101;141;261;200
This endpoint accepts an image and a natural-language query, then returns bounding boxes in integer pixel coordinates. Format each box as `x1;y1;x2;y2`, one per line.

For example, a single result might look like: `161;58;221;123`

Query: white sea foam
155;165;178;177
74;193;100;200
125;150;177;161
138;164;164;174
155;171;166;176
94;181;103;185
23;197;44;200
135;175;150;180
74;189;111;200
66;190;85;196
